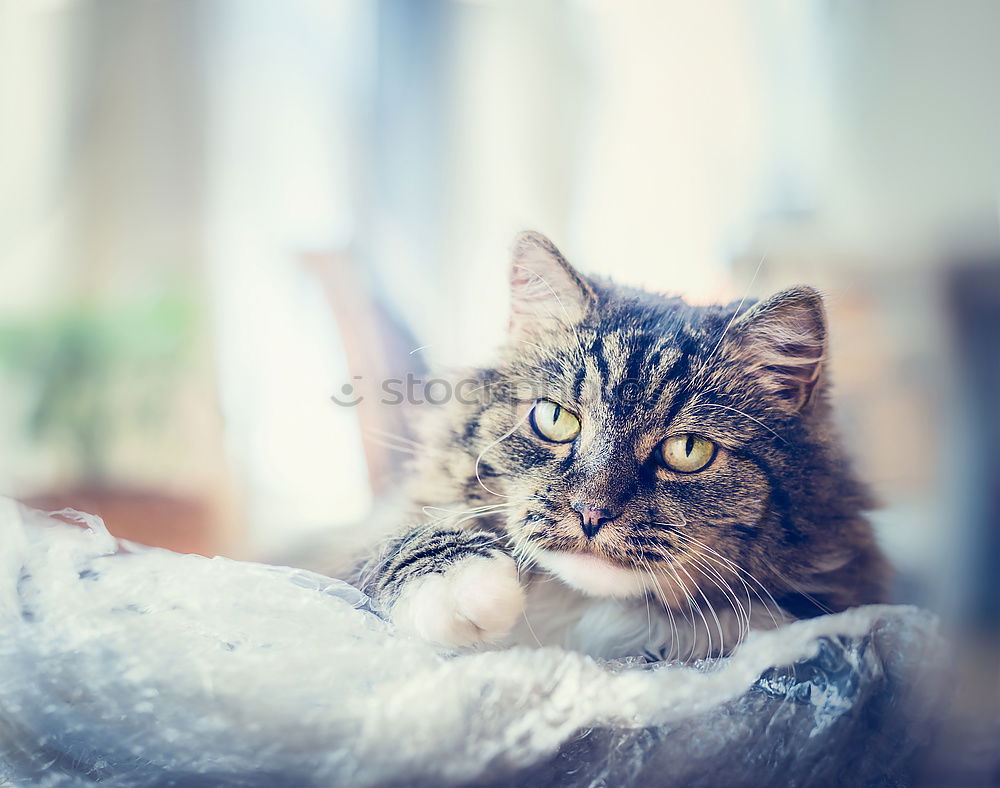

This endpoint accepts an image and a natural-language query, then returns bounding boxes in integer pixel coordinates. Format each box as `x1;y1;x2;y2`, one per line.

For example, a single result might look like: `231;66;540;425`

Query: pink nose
573;503;615;538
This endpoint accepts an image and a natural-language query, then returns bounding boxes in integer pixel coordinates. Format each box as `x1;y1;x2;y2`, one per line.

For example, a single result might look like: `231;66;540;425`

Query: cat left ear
726;286;827;411
509;231;595;338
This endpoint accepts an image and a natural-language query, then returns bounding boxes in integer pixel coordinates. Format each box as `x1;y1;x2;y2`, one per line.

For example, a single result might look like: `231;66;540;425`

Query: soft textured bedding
0;500;943;787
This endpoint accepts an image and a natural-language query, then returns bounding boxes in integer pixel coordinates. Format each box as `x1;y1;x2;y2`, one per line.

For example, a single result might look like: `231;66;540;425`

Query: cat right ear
726;286;827;411
509;231;594;338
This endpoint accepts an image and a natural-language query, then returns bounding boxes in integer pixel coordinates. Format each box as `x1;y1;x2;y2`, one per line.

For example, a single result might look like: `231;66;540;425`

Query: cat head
437;231;877;613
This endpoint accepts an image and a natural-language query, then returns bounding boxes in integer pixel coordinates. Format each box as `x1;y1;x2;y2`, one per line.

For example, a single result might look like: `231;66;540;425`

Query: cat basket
0;501;943;787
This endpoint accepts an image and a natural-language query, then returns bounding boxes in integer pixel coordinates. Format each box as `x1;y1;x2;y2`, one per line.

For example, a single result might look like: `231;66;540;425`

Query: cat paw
390;553;525;648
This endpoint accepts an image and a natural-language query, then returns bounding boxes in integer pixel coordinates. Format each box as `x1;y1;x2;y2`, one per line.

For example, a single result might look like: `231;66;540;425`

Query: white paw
390;553;525;648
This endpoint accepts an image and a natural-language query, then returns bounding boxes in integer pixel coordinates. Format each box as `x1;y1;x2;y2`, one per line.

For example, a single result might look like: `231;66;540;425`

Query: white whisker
473;409;533;498
698;403;789;445
706;252;765;361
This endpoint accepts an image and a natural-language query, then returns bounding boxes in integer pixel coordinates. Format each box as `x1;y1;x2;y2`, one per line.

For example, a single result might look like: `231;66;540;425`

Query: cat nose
572;502;616;538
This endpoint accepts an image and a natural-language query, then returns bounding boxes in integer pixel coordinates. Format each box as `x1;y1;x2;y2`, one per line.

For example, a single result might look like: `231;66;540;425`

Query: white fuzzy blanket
0;500;943;787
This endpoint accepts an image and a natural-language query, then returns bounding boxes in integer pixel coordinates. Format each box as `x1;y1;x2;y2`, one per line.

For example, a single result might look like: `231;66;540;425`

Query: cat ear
726;286;827;411
509;231;594;337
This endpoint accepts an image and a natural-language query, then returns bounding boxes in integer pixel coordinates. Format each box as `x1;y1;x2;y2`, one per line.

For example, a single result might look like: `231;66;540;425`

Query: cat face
459;232;861;606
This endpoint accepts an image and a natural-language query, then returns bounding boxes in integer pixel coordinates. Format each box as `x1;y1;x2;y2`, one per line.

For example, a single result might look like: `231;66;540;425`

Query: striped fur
359;525;503;606
353;232;889;659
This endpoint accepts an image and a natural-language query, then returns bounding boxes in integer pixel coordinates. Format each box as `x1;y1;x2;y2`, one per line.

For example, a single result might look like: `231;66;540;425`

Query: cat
353;231;889;661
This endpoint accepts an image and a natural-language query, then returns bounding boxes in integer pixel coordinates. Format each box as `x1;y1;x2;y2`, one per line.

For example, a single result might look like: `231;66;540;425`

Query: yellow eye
658;434;716;473
530;399;581;443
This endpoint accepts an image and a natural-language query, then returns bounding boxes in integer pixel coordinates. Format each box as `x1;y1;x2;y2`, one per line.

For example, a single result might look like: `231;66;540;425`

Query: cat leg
356;526;525;648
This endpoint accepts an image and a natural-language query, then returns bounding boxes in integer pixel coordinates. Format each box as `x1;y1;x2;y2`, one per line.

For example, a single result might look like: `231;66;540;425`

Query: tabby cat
355;232;888;660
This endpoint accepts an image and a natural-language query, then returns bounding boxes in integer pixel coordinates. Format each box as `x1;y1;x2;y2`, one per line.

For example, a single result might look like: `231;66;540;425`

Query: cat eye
657;434;716;473
530;399;581;443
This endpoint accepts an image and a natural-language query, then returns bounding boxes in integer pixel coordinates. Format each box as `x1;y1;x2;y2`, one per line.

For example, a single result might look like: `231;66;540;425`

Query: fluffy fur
355;232;889;660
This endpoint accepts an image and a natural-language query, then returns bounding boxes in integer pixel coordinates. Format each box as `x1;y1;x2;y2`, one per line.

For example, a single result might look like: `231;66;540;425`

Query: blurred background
1;0;998;779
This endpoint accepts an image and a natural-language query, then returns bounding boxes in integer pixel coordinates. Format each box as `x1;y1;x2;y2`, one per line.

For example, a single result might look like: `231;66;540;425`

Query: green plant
0;290;198;485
